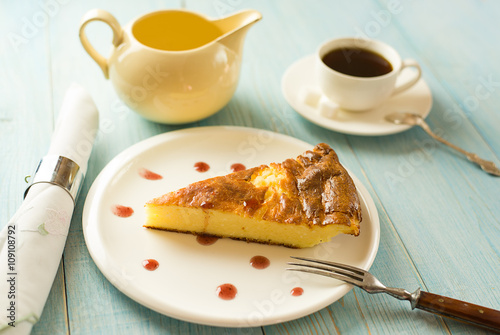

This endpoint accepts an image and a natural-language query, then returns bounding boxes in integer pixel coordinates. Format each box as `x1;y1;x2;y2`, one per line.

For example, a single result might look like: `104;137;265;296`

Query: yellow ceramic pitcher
79;9;262;124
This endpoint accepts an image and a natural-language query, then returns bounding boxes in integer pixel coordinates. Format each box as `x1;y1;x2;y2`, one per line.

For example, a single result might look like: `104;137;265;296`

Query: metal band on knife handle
24;155;84;203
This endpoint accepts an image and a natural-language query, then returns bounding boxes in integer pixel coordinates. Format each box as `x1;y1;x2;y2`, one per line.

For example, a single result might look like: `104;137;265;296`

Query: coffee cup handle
79;9;123;79
392;59;422;96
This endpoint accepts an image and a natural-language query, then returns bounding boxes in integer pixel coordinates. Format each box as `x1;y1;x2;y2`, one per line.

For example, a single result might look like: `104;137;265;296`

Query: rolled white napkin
0;83;99;334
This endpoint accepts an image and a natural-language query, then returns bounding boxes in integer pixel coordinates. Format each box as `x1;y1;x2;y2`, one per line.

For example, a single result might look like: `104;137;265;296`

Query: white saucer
281;55;433;136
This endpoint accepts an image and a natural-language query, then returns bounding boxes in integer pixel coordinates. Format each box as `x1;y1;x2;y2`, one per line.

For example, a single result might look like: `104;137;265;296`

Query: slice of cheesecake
144;143;361;248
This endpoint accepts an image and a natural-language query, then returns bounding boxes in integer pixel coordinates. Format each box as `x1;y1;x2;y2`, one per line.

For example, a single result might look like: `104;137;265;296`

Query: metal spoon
385;112;500;176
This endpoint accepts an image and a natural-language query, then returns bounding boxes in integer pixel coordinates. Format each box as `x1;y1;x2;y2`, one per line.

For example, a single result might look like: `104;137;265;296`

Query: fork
288;256;500;332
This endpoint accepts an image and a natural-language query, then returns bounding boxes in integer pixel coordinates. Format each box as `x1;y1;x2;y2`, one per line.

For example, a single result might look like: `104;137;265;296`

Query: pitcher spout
213;9;262;53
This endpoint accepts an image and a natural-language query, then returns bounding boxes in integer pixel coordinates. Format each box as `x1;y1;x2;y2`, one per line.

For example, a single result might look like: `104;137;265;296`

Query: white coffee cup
316;37;422;112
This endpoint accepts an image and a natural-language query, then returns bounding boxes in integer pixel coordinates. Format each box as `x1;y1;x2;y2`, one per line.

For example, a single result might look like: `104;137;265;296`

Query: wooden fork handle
415;291;500;331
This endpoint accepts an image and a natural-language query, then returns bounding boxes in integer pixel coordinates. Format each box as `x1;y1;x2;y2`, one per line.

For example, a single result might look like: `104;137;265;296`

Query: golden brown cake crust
148;143;361;234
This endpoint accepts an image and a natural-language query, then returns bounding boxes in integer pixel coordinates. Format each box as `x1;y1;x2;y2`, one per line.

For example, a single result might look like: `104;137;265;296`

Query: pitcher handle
79;9;123;79
392;59;422;96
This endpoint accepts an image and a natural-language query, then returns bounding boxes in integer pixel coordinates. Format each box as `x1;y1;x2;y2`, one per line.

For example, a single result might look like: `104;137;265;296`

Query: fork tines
287;256;364;286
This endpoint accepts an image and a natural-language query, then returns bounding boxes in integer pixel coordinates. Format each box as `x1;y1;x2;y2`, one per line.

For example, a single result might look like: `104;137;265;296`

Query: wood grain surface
0;0;499;334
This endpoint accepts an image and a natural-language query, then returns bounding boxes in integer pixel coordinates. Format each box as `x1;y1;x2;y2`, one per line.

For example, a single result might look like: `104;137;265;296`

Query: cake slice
144;143;361;248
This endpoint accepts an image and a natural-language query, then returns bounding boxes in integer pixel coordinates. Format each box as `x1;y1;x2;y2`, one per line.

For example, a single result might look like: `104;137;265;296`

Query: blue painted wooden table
1;0;499;334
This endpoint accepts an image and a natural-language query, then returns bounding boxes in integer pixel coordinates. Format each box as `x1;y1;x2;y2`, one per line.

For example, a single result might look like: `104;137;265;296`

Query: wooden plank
45;0;264;333
376;0;500;158
344;1;500;334
194;0;451;333
0;3;53;224
2;0;498;334
0;2;69;334
248;0;499;334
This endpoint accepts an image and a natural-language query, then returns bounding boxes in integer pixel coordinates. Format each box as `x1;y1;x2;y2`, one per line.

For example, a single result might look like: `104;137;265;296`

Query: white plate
83;126;380;327
282;55;433;136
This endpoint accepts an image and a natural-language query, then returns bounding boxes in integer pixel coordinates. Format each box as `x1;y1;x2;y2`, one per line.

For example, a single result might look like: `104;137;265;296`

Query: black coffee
322;47;392;77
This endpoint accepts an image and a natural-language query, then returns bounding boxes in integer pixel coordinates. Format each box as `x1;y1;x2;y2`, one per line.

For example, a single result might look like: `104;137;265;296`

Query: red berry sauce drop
291;287;304;296
142;259;159;271
194;162;210;172
138;168;163;180
250;255;270;269
111;205;134;218
196;235;219;246
216;283;237;300
230;163;246;172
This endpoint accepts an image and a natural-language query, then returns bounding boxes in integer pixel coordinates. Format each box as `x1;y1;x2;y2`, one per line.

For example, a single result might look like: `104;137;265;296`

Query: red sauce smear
196;235;219;246
194;161;210;172
216;283;237;300
138;168;163;180
111;204;134;218
230;163;246;172
250;255;270;269
291;287;304;296
142;259;159;271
